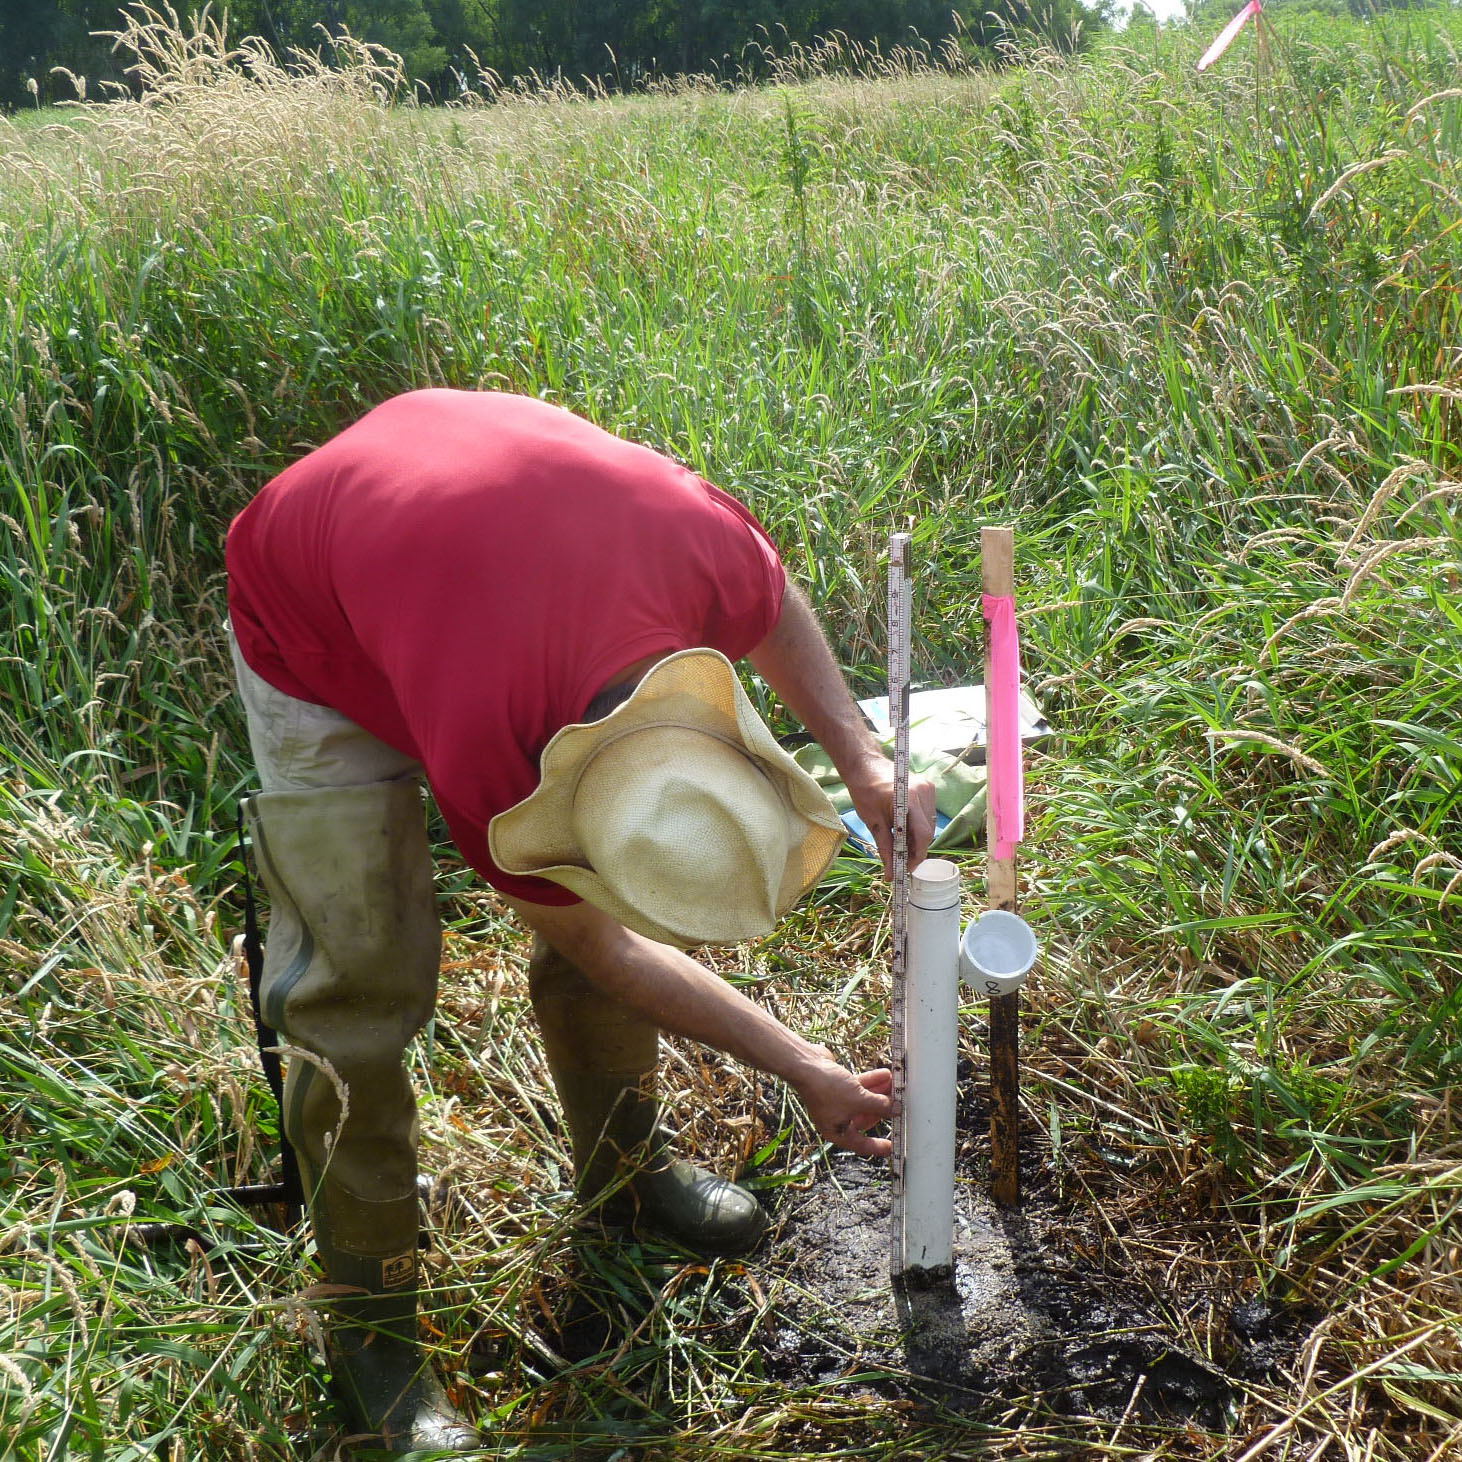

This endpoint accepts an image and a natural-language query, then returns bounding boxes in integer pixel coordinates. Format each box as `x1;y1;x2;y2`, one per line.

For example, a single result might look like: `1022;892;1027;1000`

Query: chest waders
242;780;478;1453
528;937;768;1254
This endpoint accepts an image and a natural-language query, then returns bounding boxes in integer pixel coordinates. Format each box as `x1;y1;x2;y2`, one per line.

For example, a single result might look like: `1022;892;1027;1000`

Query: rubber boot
244;781;479;1454
528;936;767;1255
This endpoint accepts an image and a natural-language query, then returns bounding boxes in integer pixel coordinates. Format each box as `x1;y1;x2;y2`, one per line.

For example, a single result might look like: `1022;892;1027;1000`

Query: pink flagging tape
1198;0;1261;72
982;593;1024;860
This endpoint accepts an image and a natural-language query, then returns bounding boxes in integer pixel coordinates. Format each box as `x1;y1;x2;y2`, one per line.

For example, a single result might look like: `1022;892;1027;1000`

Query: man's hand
792;1051;896;1158
844;758;937;879
748;582;938;878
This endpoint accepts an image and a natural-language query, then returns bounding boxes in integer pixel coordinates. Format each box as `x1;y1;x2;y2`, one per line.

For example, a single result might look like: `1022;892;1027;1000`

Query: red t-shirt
226;390;786;903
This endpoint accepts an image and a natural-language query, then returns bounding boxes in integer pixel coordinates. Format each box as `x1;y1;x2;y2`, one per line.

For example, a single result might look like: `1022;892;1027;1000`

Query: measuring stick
982;526;1021;1208
887;530;913;1273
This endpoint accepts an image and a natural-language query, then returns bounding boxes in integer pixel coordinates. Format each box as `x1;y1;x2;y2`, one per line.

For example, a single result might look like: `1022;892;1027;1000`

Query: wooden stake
982;526;1020;1208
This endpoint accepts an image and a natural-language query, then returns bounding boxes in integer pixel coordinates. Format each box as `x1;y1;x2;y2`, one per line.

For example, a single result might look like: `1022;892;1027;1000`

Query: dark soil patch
759;1147;1315;1432
466;1087;1318;1444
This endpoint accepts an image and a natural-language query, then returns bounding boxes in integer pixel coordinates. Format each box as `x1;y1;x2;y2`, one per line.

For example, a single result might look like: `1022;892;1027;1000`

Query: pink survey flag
1198;0;1261;72
982;593;1024;860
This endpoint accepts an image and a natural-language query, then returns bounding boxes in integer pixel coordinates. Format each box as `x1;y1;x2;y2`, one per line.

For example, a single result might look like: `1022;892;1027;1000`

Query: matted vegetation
2;4;1461;1457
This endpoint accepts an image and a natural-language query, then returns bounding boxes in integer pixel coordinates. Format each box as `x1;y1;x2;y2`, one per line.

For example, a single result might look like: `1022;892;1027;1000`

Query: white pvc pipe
902;857;961;1273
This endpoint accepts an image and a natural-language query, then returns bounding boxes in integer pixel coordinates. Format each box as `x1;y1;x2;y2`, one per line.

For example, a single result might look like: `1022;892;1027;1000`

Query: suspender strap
236;800;305;1215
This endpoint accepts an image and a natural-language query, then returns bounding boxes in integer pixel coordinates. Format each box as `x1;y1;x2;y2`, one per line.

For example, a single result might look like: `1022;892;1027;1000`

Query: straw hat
489;649;846;947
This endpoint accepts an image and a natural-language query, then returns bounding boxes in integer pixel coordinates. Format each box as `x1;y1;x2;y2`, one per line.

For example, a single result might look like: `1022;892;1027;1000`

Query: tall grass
2;3;1461;1456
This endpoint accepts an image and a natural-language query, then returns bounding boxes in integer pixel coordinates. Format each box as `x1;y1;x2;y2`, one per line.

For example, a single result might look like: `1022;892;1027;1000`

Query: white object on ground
857;684;1052;764
960;910;1039;998
902;857;961;1273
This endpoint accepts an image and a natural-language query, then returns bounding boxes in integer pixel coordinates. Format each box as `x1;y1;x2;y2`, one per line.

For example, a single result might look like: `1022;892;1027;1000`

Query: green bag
791;741;988;852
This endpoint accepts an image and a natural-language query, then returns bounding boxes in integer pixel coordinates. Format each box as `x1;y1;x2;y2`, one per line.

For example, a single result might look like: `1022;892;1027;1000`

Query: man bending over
226;389;936;1451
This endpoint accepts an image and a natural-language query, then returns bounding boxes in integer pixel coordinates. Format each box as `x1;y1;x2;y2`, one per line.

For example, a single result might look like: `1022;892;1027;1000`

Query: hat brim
488;648;846;946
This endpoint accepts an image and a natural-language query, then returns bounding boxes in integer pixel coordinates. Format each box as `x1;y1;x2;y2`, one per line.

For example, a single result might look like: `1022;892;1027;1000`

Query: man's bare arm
507;894;894;1157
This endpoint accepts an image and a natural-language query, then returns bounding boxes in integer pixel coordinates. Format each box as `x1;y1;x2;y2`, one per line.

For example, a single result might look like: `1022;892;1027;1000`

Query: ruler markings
887;530;912;1275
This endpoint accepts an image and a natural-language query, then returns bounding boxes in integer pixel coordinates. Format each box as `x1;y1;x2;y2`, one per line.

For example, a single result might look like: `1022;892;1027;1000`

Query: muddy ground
752;1086;1316;1436
467;1076;1327;1450
524;1082;1317;1449
766;1151;1245;1428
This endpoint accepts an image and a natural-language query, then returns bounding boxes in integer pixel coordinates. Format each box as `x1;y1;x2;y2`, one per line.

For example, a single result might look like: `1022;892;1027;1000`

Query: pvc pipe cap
960;910;1038;996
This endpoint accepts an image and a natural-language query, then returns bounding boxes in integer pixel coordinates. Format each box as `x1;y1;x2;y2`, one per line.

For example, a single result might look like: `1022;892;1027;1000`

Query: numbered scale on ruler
887;531;913;1274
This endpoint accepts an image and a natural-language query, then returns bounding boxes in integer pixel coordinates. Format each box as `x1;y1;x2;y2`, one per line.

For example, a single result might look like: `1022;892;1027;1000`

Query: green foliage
0;0;121;105
1170;1063;1242;1161
955;0;1112;57
327;0;447;80
0;0;1114;108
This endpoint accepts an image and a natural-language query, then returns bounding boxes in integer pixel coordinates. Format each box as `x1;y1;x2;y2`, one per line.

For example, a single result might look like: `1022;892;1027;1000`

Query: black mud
478;1090;1317;1442
761;1151;1311;1431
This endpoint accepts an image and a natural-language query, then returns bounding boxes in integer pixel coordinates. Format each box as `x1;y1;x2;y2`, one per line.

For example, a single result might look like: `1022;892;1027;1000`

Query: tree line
1;0;1113;110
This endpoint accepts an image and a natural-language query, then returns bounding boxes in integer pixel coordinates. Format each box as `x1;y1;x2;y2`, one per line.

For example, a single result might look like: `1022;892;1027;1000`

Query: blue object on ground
841;808;950;852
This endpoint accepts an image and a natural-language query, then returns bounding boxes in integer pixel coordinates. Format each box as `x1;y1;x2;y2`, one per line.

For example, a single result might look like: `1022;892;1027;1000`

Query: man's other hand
846;760;937;879
746;582;937;878
794;1054;896;1159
